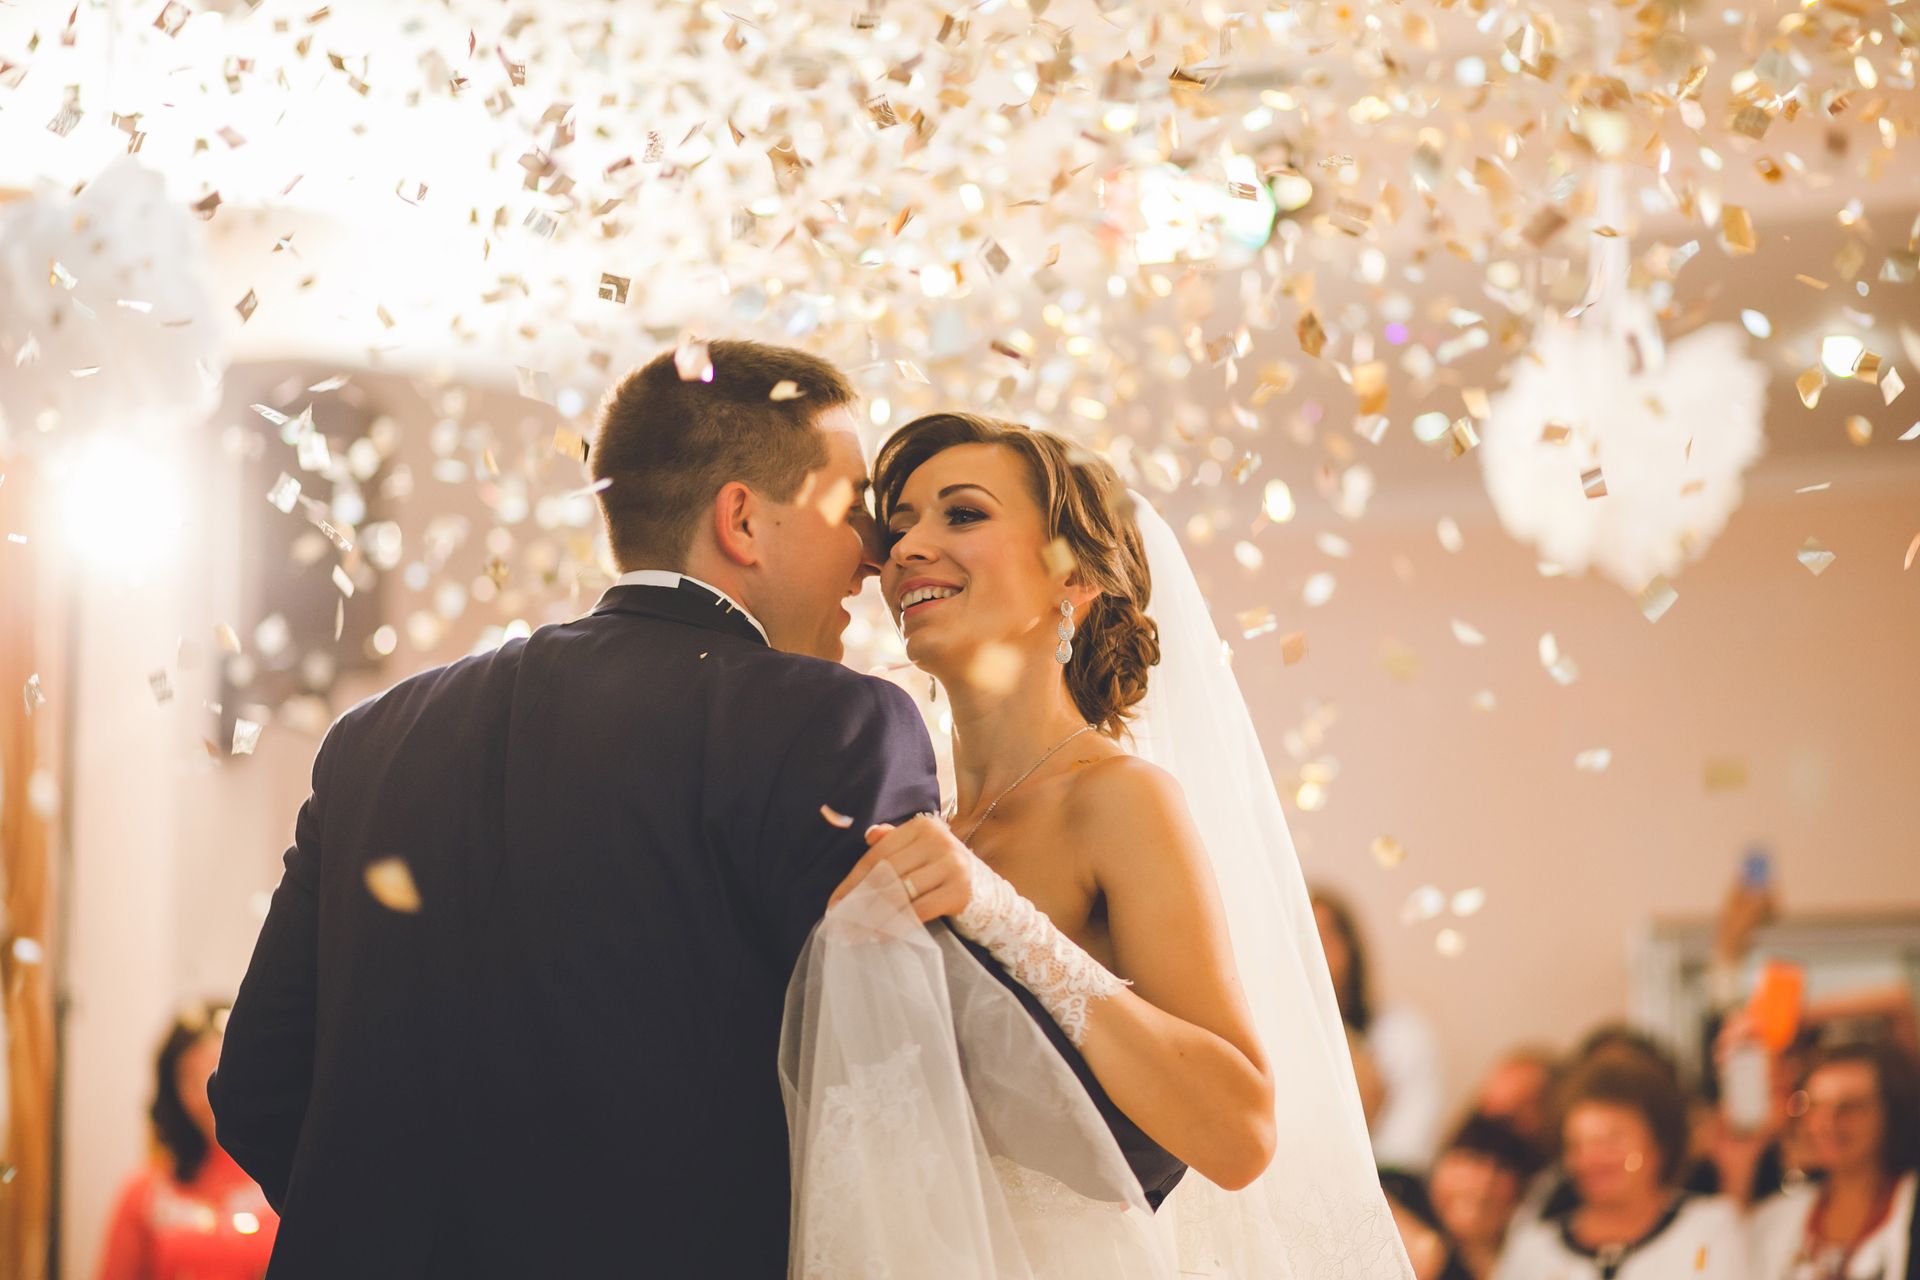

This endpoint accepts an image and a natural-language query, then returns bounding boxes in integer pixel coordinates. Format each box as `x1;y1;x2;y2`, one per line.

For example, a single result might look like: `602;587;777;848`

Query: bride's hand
826;815;974;925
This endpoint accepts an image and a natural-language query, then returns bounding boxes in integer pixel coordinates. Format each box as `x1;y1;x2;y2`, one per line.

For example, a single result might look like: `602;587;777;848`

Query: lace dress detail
796;1044;938;1280
955;853;1128;1046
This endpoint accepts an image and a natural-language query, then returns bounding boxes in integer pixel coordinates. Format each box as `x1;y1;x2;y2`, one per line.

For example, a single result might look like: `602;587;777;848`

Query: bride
781;412;1412;1278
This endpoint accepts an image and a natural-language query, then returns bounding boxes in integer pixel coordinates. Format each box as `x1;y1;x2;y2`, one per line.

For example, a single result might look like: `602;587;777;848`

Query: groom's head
591;340;879;661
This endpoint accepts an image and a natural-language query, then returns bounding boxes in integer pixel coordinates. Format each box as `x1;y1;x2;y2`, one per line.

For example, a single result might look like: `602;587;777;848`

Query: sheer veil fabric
779;492;1413;1278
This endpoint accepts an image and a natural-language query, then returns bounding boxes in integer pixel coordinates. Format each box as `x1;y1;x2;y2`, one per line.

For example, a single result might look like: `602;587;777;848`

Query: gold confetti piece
889;205;915;236
22;674;45;717
154;1;190;37
1883;368;1905;405
1353;362;1387;416
331;565;355;598
1721;206;1757;255
235;289;258;322
232;718;263;756
1319;154;1355;171
1796;368;1827;408
1449;619;1485;646
1522;206;1568;247
1904;532;1920;571
190;191;222;220
365;858;422;912
307;374;347;392
215;623;241;654
597;273;630;304
1854;351;1883;383
1846;416;1872;446
866;95;899;129
1238;608;1278;640
1901;424;1920;441
1796;482;1831;494
1798;537;1835;575
1704;757;1749;792
1794;274;1829;290
1280;632;1308;666
266;473;301;513
989;339;1030;368
1040;537;1076;579
1370;836;1406;869
980;240;1010;275
769;380;803;401
1540;422;1572;444
819;804;854;829
1581;467;1608;499
1445;418;1479;459
1574;748;1612;772
551;426;586;463
148;670;172;704
1297;311;1326;358
1461;387;1492;420
1730;104;1772;140
1637;576;1678;623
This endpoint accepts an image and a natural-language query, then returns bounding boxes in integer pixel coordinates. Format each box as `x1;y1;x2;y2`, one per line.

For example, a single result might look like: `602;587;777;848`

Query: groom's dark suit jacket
213;580;1185;1278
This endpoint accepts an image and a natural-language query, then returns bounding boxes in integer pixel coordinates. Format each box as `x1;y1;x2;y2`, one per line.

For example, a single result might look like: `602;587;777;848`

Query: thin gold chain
949;724;1097;845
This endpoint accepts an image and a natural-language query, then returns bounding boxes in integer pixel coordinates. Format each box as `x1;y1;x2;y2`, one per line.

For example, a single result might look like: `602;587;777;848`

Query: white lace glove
953;853;1129;1047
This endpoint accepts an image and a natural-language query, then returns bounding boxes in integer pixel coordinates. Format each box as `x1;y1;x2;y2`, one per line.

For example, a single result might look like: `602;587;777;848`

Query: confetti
1883;368;1905;406
1574;749;1612;773
674;337;714;383
1720;205;1757;255
598;273;631;304
1581;467;1608;499
1539;633;1579;686
1796;368;1827;408
23;674;45;717
1370;837;1406;869
1704;757;1749;792
1846;416;1872;446
1904;532;1920;571
1636;576;1678;623
1039;537;1076;579
149;670;173;704
1279;632;1308;666
154;2;191;36
819;804;854;829
1797;537;1835;576
1449;618;1485;647
1435;930;1466;958
235;289;258;322
769;380;804;401
331;565;355;598
231;718;263;756
364;858;422;912
267;473;301;513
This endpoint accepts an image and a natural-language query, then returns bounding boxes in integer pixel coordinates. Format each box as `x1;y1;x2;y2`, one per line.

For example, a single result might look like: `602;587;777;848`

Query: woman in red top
96;1002;279;1280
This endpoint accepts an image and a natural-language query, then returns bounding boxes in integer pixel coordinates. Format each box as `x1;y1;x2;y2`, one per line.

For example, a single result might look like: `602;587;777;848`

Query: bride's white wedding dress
780;495;1413;1279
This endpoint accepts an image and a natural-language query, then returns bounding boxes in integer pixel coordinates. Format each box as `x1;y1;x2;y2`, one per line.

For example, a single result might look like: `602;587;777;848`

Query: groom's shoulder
720;649;924;738
325;635;531;742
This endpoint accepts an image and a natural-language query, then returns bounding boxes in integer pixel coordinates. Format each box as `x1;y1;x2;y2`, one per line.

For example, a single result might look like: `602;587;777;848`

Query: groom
210;340;940;1277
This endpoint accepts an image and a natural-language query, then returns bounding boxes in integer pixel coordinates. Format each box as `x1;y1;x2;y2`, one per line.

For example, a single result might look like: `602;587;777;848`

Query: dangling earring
1055;598;1076;664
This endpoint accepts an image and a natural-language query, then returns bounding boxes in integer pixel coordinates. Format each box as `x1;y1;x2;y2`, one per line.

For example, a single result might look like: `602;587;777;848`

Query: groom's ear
712;481;761;568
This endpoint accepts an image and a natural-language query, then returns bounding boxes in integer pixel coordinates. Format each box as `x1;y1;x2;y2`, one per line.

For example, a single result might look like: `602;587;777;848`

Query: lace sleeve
953;853;1129;1046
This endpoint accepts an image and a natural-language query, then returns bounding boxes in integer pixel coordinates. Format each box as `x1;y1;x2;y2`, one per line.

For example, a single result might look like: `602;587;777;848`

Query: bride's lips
895;578;963;622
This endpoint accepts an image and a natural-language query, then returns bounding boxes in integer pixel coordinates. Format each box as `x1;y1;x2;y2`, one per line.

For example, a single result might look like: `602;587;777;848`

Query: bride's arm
829;756;1279;1190
1066;755;1277;1191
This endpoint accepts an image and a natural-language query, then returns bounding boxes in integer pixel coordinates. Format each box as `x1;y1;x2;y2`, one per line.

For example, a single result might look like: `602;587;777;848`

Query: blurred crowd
95;869;1915;1280
1315;873;1920;1280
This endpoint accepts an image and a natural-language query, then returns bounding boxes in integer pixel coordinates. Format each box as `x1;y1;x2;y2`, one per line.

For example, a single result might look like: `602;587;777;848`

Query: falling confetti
1636;576;1678;624
1797;537;1836;576
22;673;45;717
1574;749;1613;773
365;858;423;912
819;804;854;829
231;718;263;755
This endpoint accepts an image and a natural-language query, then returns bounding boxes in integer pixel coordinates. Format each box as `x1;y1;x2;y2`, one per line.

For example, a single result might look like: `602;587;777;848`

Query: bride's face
881;443;1067;684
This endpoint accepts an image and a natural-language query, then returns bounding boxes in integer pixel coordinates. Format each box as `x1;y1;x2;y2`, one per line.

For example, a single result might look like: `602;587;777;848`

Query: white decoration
1480;290;1766;594
0;159;225;444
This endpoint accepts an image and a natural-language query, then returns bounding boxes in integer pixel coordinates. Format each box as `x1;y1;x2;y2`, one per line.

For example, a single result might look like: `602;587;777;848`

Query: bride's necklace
947;724;1096;844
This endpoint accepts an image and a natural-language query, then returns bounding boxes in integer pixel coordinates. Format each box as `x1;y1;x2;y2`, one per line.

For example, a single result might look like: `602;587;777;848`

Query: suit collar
590;581;769;648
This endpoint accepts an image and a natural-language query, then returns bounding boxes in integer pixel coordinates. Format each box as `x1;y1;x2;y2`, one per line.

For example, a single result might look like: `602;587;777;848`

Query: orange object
1746;960;1805;1052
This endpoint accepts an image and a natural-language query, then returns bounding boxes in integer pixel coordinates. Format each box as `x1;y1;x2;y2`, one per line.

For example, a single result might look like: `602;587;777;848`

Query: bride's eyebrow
936;483;997;502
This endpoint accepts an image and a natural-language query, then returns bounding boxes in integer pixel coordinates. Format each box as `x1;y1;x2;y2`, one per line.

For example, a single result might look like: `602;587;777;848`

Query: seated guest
1495;1056;1749;1279
1473;1047;1561;1157
1382;1169;1473;1280
1750;1041;1919;1279
1312;886;1446;1171
97;1002;278;1280
1430;1115;1543;1279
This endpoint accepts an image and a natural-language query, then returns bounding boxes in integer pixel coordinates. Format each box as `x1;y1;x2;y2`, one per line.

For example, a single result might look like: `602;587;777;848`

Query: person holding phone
1749;1041;1920;1280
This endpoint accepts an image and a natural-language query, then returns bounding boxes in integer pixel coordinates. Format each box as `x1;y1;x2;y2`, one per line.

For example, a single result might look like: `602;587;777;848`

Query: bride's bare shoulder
1060;753;1197;851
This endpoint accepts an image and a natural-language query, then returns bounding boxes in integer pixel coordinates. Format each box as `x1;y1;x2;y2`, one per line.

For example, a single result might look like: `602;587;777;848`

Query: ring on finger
903;874;920;900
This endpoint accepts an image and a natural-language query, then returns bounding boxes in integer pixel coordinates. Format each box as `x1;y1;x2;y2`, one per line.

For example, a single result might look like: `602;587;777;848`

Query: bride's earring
1055;599;1075;665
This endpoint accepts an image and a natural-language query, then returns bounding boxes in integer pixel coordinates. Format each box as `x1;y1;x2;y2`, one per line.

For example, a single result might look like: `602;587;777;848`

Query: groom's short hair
591;340;857;570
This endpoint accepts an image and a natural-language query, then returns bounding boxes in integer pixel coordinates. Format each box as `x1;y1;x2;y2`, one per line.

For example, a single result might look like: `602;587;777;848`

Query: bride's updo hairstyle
875;413;1160;738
